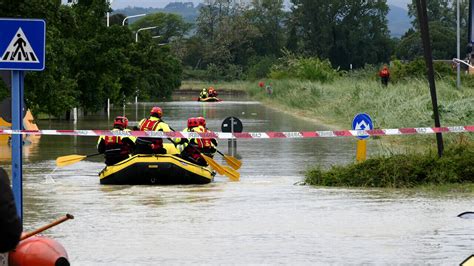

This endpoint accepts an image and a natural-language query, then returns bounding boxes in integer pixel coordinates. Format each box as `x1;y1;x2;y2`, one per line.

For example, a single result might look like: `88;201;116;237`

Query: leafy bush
246;56;277;80
343;64;379;80
269;51;338;83
390;58;453;83
305;141;474;188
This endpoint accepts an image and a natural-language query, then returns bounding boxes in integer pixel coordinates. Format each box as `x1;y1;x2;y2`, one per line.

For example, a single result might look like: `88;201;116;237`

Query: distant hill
113;2;199;23
387;5;412;38
115;2;412;38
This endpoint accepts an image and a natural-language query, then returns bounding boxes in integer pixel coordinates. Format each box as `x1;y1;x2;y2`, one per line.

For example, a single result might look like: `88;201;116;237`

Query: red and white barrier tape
0;126;473;139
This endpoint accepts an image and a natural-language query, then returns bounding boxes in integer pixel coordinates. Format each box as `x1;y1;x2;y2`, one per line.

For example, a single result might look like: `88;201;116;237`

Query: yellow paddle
200;153;240;181
200;153;225;175
222;165;240;181
216;149;242;170
56;153;101;167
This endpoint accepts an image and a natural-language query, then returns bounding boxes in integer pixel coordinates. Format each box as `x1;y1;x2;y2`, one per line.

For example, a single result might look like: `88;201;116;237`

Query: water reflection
0;135;41;162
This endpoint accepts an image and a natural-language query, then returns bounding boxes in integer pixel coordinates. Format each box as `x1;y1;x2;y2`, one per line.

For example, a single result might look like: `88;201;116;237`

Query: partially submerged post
415;0;444;157
221;116;243;157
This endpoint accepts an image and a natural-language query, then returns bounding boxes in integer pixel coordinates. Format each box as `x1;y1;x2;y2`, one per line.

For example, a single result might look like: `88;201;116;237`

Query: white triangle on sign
0;27;39;63
355;120;369;130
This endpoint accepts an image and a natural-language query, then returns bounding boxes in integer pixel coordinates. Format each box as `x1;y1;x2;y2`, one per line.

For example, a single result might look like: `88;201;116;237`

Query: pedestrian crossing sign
0;18;45;71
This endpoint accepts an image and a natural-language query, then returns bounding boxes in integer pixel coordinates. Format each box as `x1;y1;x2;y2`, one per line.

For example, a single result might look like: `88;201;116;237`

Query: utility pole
457;0;461;88
415;0;444;157
469;0;474;70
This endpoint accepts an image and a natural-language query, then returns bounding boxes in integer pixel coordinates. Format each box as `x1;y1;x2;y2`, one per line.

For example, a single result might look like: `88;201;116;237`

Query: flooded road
1;94;473;265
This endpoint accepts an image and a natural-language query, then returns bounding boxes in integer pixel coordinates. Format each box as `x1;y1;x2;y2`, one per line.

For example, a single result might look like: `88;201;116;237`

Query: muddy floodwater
1;94;472;265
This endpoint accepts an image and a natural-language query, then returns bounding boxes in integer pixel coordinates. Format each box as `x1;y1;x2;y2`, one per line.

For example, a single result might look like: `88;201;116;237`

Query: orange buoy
9;236;70;266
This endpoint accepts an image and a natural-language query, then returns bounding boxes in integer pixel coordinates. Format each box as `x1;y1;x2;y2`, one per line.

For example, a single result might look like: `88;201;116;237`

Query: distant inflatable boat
197;97;220;102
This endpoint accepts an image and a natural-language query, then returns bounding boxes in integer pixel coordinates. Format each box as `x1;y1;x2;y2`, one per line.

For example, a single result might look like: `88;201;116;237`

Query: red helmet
113;116;128;129
196;116;206;127
187;117;199;128
150;107;162;118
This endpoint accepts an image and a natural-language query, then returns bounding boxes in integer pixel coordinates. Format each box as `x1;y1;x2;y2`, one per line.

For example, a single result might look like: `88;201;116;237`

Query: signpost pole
355;140;367;162
0;18;46;224
11;70;23;220
352;113;373;163
228;117;234;156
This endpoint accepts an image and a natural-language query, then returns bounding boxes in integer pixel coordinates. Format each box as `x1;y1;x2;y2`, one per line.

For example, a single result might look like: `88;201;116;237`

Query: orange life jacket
104;135;123;146
139;118;163;149
140;119;161;131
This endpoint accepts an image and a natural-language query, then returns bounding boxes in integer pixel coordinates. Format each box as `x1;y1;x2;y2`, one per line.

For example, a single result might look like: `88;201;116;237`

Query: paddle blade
201;154;226;176
223;166;240;181
56;155;87;167
224;155;242;170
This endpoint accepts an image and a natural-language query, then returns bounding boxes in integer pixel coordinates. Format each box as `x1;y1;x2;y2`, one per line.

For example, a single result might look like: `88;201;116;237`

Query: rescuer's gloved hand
177;143;187;153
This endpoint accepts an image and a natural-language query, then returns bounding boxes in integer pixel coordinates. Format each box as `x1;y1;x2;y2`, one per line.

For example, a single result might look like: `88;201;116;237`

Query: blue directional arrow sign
0;18;46;71
352;113;373;139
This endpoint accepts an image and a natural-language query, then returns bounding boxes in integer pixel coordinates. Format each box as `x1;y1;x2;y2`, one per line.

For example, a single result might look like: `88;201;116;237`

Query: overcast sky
111;0;411;10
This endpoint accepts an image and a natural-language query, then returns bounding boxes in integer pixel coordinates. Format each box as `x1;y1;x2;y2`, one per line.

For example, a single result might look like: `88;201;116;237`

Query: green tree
0;1;80;117
407;0;459;28
0;0;183;117
246;0;286;57
395;22;456;60
289;0;392;69
195;0;260;74
402;0;470;61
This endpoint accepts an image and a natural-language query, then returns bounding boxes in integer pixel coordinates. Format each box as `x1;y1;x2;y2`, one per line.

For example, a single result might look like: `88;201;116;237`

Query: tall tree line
0;0;182;118
181;0;470;78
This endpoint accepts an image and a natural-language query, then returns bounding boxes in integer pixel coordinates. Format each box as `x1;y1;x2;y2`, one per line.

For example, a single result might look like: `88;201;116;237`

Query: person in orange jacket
136;107;181;154
379;65;390;86
196;117;217;157
97;116;135;165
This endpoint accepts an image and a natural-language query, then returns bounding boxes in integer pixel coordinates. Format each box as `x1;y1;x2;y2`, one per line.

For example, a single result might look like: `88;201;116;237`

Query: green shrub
246;56;277;80
343;64;379;80
269;51;338;83
305;142;474;188
390;58;453;83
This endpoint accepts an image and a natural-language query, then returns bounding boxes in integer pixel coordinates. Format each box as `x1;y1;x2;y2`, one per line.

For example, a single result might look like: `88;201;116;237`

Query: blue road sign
0;18;45;71
352;113;373;139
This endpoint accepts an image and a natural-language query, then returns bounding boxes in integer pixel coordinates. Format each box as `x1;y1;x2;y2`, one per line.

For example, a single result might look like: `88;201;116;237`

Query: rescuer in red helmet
97;116;135;165
135;107;181;154
175;117;199;163
178;116;217;166
195;116;217;158
207;86;218;97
